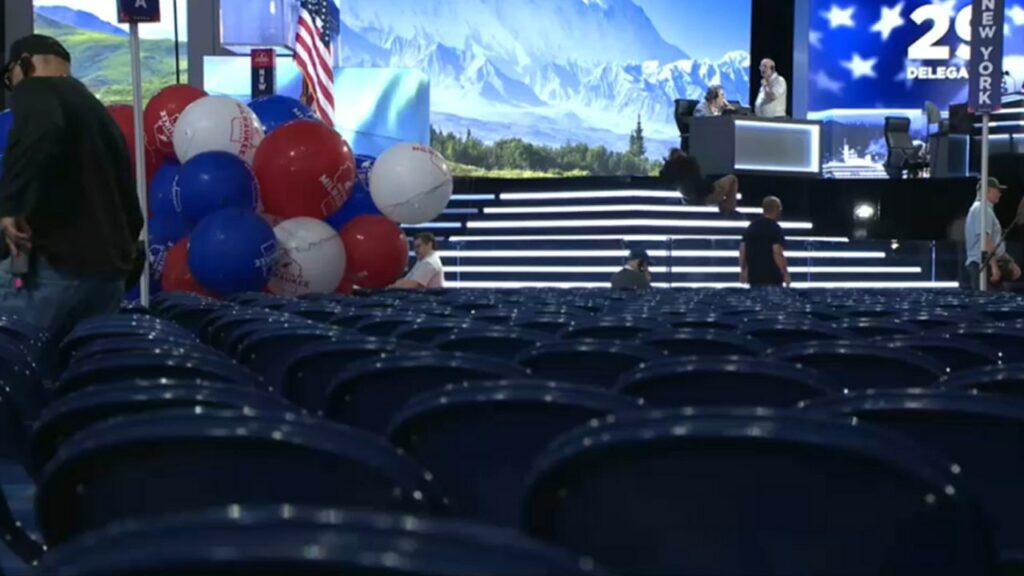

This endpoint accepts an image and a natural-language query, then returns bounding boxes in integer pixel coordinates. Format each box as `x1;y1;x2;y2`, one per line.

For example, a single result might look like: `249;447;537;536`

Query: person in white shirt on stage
755;58;787;118
694;85;735;117
389;232;445;289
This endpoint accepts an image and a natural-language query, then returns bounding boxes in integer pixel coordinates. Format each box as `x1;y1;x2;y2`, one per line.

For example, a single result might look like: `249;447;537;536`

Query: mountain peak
34;6;128;37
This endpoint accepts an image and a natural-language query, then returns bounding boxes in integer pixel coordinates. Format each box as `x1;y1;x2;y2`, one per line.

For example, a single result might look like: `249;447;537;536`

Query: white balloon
268;217;347;296
173;96;265;164
370;143;453;225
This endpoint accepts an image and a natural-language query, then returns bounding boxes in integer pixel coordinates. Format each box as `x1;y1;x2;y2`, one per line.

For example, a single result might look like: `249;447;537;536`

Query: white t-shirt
405;253;445;288
755;74;788;118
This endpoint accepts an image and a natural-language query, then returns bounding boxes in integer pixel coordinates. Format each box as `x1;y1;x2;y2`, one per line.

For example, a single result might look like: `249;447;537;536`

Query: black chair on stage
674;99;699;152
884;116;927;179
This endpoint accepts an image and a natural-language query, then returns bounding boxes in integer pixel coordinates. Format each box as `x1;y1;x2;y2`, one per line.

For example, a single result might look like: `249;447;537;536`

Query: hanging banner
968;0;1005;112
251;49;277;100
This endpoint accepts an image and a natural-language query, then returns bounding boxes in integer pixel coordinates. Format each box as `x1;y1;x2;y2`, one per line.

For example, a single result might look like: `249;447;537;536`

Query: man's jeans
0;258;124;342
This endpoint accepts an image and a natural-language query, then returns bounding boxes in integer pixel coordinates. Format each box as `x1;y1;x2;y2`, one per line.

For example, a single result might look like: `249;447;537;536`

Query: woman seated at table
694;85;736;117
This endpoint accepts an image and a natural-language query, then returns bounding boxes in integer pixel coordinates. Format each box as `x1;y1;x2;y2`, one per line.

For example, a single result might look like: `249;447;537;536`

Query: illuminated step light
483;205;761;215
445;266;921;274
499;190;685;200
445;234;851;243
444;280;960;289
466;219;813;230
450;194;496;201
435;250;886;259
403;222;464;229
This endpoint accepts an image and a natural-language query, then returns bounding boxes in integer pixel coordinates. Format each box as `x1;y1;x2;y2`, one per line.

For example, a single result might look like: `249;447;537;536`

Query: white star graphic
821;4;856;29
842;53;878;79
931;0;956;19
871;2;905;41
809;30;824;49
813;70;845;94
1010;5;1024;26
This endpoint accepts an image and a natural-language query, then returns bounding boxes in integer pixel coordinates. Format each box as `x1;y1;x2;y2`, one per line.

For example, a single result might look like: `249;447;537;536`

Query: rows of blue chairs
0;287;1023;574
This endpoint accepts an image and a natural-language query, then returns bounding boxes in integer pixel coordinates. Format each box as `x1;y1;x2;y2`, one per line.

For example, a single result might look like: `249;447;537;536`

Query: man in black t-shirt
740;196;790;287
0;35;142;338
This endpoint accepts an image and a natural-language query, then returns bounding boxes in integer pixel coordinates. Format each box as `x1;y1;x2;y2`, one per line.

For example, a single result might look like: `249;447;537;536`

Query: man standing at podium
755;58;787;118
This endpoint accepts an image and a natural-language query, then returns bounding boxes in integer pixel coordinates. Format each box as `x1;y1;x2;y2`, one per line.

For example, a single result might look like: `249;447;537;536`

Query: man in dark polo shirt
740;196;790;287
611;249;653;291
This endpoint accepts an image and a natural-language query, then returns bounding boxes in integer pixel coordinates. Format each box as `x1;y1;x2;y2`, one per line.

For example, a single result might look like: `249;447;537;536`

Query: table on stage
687;116;823;177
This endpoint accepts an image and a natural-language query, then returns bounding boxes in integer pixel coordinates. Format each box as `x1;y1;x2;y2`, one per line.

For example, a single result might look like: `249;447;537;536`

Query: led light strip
450;194;497;201
499;190;685;200
444;280;959;289
445;234;850;243
402;222;464;229
466;219;813;230
445;266;920;274
483;204;762;215
435;250;885;259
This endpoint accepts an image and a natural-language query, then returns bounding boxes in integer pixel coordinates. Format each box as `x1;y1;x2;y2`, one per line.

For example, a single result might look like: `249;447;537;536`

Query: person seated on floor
611;249;653;291
964;177;1022;289
389;232;445;289
660;148;740;217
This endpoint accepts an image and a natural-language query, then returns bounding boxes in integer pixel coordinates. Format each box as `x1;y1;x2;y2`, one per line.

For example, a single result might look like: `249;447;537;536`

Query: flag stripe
294;5;335;126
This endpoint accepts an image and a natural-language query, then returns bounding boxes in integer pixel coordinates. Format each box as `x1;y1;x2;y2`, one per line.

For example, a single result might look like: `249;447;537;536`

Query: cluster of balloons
108;87;454;298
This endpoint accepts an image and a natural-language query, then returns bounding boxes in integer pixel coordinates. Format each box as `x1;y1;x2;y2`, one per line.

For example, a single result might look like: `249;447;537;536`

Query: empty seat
234;326;349;378
222;320;318;358
324;353;527;433
768;341;944;390
278;301;344;323
277;339;412;410
618;357;832;408
36;409;441;546
435;327;556;359
354;314;429;337
640;329;765;357
739;320;856;348
197;308;290;348
940;363;1024;397
804;389;1024;571
393;318;483;342
37;505;601;576
524;409;993;576
512;315;580;333
57;353;259;397
663;314;740;331
873;334;1000;373
516;341;665;388
836;317;919;338
937;325;1024;362
559;317;666;342
898;310;986;330
389;380;640;527
164;301;227;334
65;336;226;371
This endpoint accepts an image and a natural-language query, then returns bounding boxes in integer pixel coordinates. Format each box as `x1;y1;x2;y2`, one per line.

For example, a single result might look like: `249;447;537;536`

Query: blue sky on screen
33;0;186;40
635;0;752;60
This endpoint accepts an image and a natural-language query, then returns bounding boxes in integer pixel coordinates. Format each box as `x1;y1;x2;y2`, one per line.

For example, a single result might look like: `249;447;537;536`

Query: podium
688;116;823;177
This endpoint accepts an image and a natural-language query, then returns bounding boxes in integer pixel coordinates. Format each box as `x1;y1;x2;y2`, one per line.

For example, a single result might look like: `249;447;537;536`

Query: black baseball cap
6;34;72;68
978;177;1008;192
627;249;653;264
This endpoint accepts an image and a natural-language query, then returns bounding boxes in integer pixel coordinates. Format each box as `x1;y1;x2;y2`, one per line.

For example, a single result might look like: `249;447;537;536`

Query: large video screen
338;0;752;176
31;0;188;104
808;0;1024;177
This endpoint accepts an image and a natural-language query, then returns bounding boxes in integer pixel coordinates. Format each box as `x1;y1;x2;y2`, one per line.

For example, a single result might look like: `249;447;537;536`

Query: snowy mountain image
338;0;751;161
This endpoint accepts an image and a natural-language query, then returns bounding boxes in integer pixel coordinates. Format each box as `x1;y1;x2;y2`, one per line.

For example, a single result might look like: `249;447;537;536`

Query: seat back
739;320;855;348
874;335;1001;373
640;329;765;357
278;339;408;411
524;409;993;576
516;342;665;388
768;341;944;390
435;328;555;359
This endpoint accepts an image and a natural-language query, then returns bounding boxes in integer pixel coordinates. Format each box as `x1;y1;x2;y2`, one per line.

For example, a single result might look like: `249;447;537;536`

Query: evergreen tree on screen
628;113;646;158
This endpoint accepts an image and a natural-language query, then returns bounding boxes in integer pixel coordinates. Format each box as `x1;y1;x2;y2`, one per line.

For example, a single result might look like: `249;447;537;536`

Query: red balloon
162;237;214;296
336;278;354;295
107;104;161;184
144;84;207;159
254;120;356;220
340;215;409;290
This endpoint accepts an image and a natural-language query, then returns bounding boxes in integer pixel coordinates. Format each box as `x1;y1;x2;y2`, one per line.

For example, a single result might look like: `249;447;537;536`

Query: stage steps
410;188;961;289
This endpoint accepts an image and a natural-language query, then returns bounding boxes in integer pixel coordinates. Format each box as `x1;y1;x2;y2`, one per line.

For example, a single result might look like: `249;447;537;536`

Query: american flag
295;0;337;126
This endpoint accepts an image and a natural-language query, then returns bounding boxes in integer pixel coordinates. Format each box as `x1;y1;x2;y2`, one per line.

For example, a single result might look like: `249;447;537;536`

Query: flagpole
980;112;990;291
129;22;150;306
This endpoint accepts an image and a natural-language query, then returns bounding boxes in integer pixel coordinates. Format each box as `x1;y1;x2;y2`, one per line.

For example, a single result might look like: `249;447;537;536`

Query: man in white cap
965;177;1021;289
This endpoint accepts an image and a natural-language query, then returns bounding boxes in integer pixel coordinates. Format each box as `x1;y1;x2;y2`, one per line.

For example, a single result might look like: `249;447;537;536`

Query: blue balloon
0;109;13;179
175;152;259;225
188;208;278;296
248;95;318;133
148;159;183;217
325;155;381;229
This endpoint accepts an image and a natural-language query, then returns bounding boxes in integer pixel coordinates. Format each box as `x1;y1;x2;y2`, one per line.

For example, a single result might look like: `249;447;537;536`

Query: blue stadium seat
57;353;260;397
617;357;832;408
36;505;602;576
434;327;556;359
63;335;221;372
897;310;987;330
469;309;520;325
803;389;1024;571
835;317;920;338
872;334;1001;373
164;301;227;334
768;341;944;390
640;329;765;357
222;320;321;358
392;318;484;342
843;306;904;319
277;300;345;323
354;314;429;337
523;409;993;576
276;339;412;409
662;314;740;331
515;341;665;388
224;292;288;309
324;353;526;434
59;320;196;370
35;409;441;546
234;326;349;378
512;315;581;333
559;317;667;342
198;309;292;349
29;382;289;478
936;325;1024;363
0;340;47;423
940;363;1024;397
739;320;856;347
389;380;640;527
